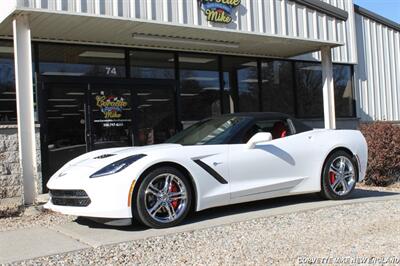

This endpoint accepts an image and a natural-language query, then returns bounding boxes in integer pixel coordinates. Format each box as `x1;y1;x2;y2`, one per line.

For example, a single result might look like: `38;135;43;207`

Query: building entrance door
40;82;89;182
90;84;133;150
39;77;176;191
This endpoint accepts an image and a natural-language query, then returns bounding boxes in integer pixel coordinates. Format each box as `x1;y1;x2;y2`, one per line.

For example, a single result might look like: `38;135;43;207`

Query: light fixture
184;77;218;81
79;51;125;59
138;104;152;108
241;79;269;83
241;62;257;67
175;57;215;64
137;93;151;96
2;91;15;95
146;99;170;102
48;99;76;102
0;99;15;101
46;110;59;112
0;46;13;54
42;72;85;76
132;34;239;49
62;113;81;116
202;87;220;90
66;92;85;96
53;105;79;108
48;117;64;119
0;110;14;113
180;93;199;97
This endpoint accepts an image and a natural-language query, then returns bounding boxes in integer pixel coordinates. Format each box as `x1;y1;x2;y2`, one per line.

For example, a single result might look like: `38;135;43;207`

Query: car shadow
74;188;399;231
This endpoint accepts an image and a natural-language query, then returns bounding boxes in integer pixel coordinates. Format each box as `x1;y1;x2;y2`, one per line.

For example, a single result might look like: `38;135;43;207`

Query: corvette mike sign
199;0;241;24
96;95;128;119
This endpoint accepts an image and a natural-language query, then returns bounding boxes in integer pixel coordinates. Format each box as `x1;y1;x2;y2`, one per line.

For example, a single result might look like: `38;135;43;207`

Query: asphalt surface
1;188;400;264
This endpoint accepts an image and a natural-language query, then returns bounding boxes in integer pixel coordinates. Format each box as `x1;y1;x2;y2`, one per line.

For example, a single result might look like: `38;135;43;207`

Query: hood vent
94;154;116;159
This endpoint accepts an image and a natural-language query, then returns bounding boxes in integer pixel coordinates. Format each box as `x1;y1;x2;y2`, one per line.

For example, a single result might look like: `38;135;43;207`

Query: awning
0;9;343;58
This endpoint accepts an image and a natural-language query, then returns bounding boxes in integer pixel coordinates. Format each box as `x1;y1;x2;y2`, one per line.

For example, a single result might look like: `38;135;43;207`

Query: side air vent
94;154;115;159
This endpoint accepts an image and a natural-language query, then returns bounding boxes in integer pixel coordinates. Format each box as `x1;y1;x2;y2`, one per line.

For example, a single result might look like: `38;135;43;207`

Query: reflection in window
334;65;354;117
295;62;323;118
38;44;126;77
136;86;176;145
295;62;355;118
179;54;221;126
0;41;16;123
223;57;259;113
130;50;174;79
45;83;87;175
167;116;248;145
261;60;295;115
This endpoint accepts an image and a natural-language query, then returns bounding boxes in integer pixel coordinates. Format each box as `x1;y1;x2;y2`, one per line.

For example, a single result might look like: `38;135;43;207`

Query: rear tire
133;167;192;229
320;150;357;200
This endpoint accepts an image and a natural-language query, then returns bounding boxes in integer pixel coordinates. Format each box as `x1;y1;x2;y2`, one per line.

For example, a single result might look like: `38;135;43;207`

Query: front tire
320;151;357;200
133;167;192;228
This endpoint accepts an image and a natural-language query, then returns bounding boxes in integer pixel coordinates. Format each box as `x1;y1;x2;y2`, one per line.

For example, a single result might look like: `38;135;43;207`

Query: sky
353;0;400;24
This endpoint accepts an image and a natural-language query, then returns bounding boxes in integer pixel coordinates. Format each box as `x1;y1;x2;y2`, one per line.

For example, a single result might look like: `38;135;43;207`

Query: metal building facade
14;0;355;63
1;1;399;124
354;6;400;122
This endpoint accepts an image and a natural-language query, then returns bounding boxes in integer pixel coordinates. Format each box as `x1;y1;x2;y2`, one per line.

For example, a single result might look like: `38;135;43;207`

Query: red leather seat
271;121;288;139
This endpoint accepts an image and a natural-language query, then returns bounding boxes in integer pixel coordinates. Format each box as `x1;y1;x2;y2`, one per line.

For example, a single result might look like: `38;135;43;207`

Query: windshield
166;116;249;145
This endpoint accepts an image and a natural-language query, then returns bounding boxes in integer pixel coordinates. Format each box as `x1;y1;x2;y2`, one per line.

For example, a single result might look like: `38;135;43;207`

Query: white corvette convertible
45;113;368;228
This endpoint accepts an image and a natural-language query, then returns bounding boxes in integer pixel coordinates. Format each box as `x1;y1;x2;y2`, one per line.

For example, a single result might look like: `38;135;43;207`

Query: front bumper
44;201;132;218
45;167;136;219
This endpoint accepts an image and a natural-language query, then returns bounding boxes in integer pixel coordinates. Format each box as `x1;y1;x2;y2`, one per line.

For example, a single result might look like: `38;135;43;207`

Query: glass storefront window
179;53;221;127
38;44;126;77
295;62;354;118
0;41;16;123
295;62;323;118
261;60;295;115
223;57;259;113
135;84;176;145
334;64;354;117
130;50;174;79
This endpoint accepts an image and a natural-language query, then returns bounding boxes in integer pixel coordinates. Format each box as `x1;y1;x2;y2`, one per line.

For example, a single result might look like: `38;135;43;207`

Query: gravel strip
10;199;400;265
357;183;400;192
0;209;76;232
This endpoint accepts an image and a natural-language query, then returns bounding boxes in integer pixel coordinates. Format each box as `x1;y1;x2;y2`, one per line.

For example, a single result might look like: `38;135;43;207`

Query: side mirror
246;132;272;149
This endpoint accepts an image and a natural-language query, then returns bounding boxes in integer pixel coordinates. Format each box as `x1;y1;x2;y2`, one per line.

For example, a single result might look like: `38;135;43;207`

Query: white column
321;46;336;129
13;14;38;205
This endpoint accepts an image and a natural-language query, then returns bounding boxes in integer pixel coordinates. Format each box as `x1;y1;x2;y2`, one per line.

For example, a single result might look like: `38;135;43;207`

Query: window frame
1;39;357;125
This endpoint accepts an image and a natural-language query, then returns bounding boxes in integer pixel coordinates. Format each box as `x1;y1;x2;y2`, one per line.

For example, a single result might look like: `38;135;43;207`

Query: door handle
213;162;223;166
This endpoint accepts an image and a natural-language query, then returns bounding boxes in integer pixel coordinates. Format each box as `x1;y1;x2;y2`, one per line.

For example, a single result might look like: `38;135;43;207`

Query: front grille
50;189;91;207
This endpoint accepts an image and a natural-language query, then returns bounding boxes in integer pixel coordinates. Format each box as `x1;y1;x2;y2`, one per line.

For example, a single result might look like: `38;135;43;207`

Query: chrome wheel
329;156;356;196
144;173;188;223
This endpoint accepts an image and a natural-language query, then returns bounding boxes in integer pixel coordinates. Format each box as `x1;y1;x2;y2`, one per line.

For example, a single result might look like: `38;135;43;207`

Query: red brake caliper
329;171;336;185
169;182;179;209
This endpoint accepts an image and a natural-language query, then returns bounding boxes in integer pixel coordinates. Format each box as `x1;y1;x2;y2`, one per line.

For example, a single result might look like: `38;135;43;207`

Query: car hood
59;143;182;171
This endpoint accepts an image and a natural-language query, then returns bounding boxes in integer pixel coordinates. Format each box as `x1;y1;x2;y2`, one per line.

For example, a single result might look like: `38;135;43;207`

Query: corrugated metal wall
295;0;357;64
18;0;356;64
354;12;400;121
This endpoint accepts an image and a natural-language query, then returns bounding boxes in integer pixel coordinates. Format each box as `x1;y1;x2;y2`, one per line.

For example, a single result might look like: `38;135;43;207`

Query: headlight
90;154;146;178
